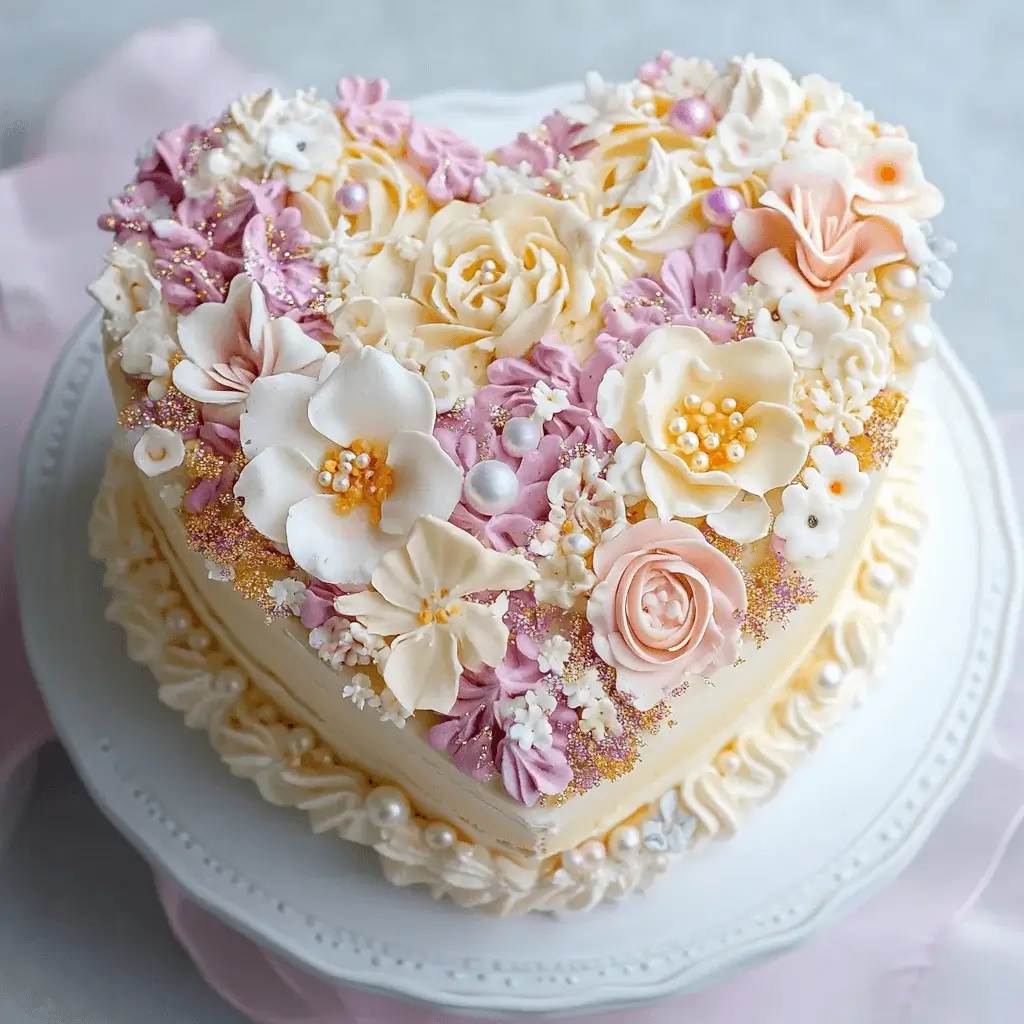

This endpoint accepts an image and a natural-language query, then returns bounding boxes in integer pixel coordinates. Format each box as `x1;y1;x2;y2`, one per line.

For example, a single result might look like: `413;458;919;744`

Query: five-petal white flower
234;345;463;585
333;516;539;714
773;477;845;561
802;445;870;511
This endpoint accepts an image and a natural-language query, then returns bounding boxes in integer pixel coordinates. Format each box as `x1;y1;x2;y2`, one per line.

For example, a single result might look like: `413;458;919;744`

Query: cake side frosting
87;53;950;823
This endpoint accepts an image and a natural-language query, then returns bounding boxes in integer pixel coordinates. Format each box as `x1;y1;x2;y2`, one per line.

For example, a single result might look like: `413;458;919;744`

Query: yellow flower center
316;440;394;525
666;394;759;474
418;588;460;625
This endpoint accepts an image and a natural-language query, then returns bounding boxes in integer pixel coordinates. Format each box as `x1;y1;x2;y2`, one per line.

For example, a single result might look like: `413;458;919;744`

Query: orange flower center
876;163;899;184
419;588;460;625
316;440;394;525
666;394;758;474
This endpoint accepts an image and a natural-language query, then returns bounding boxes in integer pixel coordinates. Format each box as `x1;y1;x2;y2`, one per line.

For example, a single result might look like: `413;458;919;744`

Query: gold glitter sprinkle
848;387;908;472
183;441;227;481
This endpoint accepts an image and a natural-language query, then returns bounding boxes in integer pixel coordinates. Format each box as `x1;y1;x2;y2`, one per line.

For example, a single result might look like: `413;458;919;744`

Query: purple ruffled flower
405;121;486;204
496;709;574;807
336;77;411;149
493;113;595;175
136;122;223;203
97;180;175;244
242;207;321;316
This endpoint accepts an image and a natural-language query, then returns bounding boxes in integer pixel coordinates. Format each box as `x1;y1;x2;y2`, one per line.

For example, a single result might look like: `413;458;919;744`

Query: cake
87;53;949;914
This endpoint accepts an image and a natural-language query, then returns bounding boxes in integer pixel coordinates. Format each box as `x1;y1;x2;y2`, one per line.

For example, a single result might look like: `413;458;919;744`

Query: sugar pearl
216;668;247;695
425;822;457;851
563;532;594;555
561;849;586;873
702;432;720;452
728;411;744;429
719;751;742;775
701;187;745;227
608;825;643;860
899;320;934;363
818;661;845;690
501;416;542;457
332;476;350;492
669;416;688;435
879;299;907;327
700;400;716;416
354;453;371;469
691;451;710;472
366;786;410;829
318;470;334;488
669;96;715;137
336;179;368;214
725;442;745;463
683;394;701;412
679;431;700;455
720;397;737;414
579;839;606;867
464;459;520;516
187;628;211;651
481;258;497;273
878;263;918;301
165;608;191;634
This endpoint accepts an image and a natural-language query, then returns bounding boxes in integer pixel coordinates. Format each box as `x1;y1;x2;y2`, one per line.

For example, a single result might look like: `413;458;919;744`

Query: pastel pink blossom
638;50;676;86
242;208;321;316
493;114;594;174
587;519;747;711
336;76;411;149
732;149;904;297
299;578;347;629
184;463;237;513
98;180;174;244
405;121;486;203
137;122;222;203
171;274;326;423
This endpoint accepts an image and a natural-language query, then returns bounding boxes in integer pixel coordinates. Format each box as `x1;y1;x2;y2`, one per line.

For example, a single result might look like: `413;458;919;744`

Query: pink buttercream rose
587;519;746;711
732;149;904;297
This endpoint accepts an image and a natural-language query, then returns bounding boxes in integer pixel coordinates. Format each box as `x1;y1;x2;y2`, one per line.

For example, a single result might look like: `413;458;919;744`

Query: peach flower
586;519;746;711
732;150;904;297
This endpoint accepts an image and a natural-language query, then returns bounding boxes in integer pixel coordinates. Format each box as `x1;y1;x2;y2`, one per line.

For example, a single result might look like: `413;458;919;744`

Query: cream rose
408;193;626;358
587;519;747;710
705;55;804;127
598;325;808;541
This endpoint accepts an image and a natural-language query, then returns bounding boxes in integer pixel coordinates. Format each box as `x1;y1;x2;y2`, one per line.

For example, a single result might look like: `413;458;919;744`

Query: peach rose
733;149;904;297
586;519;746;711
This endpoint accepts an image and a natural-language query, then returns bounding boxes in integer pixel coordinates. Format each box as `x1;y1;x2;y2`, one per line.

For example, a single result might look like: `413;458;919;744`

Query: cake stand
14;89;1024;1021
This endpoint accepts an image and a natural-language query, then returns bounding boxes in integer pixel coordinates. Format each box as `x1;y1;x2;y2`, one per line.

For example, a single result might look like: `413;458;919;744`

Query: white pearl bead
332;475;350;492
500;416;542;457
683;394;701;411
580;839;606;867
366;786;410;829
691;451;710;472
355;453;370;469
702;432;720;452
187;628;211;651
728;411;744;429
216;668;247;695
899;320;934;363
563;532;594;555
311;746;335;767
719;751;742;775
679;431;700;455
878;263;918;301
463;459;520;516
725;442;745;463
818;660;845;690
561;849;586;873
669;416;688;435
479;271;497;285
720;397;737;414
288;728;315;756
700;400;716;416
879;299;907;327
608;825;642;860
481;258;497;273
425;823;457;850
317;470;333;488
165;608;191;634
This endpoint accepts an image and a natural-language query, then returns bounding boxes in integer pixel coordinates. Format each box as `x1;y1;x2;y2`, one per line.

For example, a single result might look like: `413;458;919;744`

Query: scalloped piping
88;416;925;915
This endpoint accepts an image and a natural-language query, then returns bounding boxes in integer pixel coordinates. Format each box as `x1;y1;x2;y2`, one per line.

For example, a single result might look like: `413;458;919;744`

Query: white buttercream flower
132;425;184;477
561;667;604;710
534;552;598;609
658;56;718;99
424;351;476;413
530;380;572;423
785;74;875;162
642;789;697;854
773;478;844;561
206;560;235;583
731;281;779;318
394;235;424;262
839;272;882;318
804;377;874;446
545;455;626;548
605;441;648;507
612;139;699;254
267;577;307;615
172;274;326;422
333;516;538;714
120;306;181;391
308;616;387;669
89;245;163;341
598;325;808;541
820;317;891;401
705;112;787;186
752;291;850;371
560;71;656;144
802;444;870;511
705;55;804;127
378;688;413;728
500;688;558;751
342;672;380;710
537;635;572;676
579;696;622;742
234;346;462;585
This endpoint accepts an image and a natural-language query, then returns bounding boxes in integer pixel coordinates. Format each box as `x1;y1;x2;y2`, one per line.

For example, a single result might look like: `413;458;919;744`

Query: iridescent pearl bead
165;608;191;634
481;258;497;273
425;822;457;851
336;179;368;214
332;475;350;492
608;825;643;860
899;320;935;363
878;263;919;301
679;431;700;455
311;747;335;768
702;187;745;227
702;432;720;452
579;839;606;867
563;532;594;556
216;668;247;695
879;299;907;327
668;416;688;435
725;442;745;463
700;400;716;416
354;453;371;469
187;628;211;651
719;751;742;775
561;849;586;873
463;459;520;516
366;786;410;829
818;660;845;690
501;416;542;457
720;397;737;414
317;470;334;488
683;394;702;412
728;411;744;429
479;271;497;285
669;96;715;137
691;451;710;472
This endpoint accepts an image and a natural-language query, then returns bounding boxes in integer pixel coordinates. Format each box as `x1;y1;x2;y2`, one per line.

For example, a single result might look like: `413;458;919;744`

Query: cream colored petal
596;367;629;440
331;589;421;637
380;430;464;536
176;273;246;368
266;316;327;374
307;346;435;447
239;373;321;461
234;444;319;544
635;349;694;451
452;596;510;671
706;491;773;543
382;626;462;714
640;449;737;518
708;338;796;408
730;402;810;496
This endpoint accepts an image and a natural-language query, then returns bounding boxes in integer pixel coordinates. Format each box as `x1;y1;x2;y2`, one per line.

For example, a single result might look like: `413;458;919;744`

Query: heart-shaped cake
88;52;947;914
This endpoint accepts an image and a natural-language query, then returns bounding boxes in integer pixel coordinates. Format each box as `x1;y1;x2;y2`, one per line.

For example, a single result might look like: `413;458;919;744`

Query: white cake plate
14;88;1024;1020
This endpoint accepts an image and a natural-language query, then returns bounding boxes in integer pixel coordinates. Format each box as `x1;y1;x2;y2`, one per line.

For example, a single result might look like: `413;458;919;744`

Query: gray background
0;0;1021;1020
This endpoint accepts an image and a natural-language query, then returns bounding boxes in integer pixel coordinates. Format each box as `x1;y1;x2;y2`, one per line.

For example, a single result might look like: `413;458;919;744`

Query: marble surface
1;2;1023;1021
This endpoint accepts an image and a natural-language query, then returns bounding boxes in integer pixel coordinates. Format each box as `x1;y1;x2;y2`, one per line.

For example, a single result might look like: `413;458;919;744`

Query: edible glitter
734;544;817;647
848;387;908;472
117;385;200;436
183;441;229;481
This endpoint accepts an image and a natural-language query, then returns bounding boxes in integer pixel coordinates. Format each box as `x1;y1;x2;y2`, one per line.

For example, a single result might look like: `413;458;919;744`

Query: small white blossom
547;455;626;544
205;559;235;583
605;441;647;506
530;380;572;423
642;789;697;854
309;616;387;669
394;235;424;261
561;72;656;144
839;272;882;319
267;577;307;616
378;688;413;727
579;696;623;742
561;667;605;709
159;483;185;510
500;687;558;752
424;351;476;414
731;281;778;317
802;444;870;511
534;552;597;609
537;635;572;676
342;672;380;711
773;478;845;561
805;377;874;446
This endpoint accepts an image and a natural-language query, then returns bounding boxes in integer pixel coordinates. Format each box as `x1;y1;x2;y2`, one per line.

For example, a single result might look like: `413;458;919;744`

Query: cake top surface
90;53;950;808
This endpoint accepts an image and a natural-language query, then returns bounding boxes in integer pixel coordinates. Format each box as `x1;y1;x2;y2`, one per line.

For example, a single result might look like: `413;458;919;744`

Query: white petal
234;445;319;544
454;596;510;670
266;316;327;374
382;627;462;714
239;374;322;462
285;496;400;585
596;367;626;437
331;589;421;637
172;360;241;405
706;491;772;543
307;346;435;447
176;273;248;368
132;426;185;477
379;430;463;536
